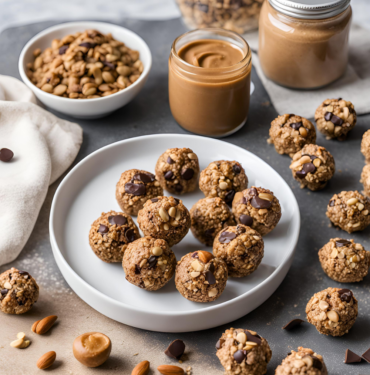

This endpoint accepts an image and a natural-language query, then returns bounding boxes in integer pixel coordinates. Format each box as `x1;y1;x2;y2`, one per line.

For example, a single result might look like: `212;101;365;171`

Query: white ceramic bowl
19;21;152;119
50;134;300;332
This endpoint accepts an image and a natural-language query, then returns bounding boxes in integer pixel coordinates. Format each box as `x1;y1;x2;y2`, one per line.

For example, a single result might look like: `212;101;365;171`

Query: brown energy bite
290;144;335;191
275;347;328;375
216;328;272;375
137;196;191;247
0;268;39;314
190;197;236;246
268;114;316;157
306;287;358;336
122;237;176;291
360;164;370;197
319;238;370;283
199;160;248;205
175;251;228;302
315;98;356;140
89;210;140;263
155;148;200;195
326;191;370;233
361;129;370;164
213;225;264;278
116;169;163;216
232;187;281;236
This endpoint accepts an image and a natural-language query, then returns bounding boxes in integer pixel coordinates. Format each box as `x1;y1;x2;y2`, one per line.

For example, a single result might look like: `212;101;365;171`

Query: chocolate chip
225;190;235;203
108;215;127;226
205;270;216;285
237;224;246;233
239;214;253;226
151;198;159;203
192;252;199;258
251;196;272;209
133;172;155;184
233;350;246;363
335;239;351;247
59;45;69;55
1;289;8;295
125;228;136;243
219;231;236;244
338;288;353;302
282;319;304;330
216;339;224;350
246;331;261;345
79;42;95;49
165;339;185;359
249;188;257;197
288;114;295;118
98;224;109;234
295;163;316;179
362;348;370;363
18;271;29;279
104;61;115;70
302;154;317;161
164;171;174;180
135;264;141;275
197;3;209;12
148;255;158;269
305;355;322;370
174;184;183;192
233;164;241;174
324;112;333;121
329;200;335;207
344;349;362;364
125;182;146;196
209;262;215;273
290;122;303;130
0;148;14;162
167;156;174;164
331;115;343;126
181;168;194;180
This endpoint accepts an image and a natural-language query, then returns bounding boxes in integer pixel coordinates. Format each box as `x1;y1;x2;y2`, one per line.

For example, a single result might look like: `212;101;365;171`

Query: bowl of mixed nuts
19;21;152;119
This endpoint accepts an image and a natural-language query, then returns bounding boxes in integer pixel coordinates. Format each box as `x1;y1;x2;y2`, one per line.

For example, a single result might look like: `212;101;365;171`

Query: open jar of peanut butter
259;0;352;89
169;28;252;137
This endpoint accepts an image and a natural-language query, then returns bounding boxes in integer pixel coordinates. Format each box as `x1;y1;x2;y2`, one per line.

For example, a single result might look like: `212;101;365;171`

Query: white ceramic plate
50;134;300;332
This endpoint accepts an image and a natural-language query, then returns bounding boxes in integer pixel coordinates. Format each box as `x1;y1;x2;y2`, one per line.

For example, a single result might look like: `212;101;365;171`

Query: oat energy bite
290;145;335;191
275;347;328;375
89;211;140;263
268;114;316;157
155;148;200;195
0;268;39;314
116;169;163;216
319;238;370;283
326;191;370;233
137;196;191;247
199;160;248;205
216;328;272;375
306;287;358;336
213;225;264;278
361;164;370;197
190;197;236;246
175;251;228;302
361;130;370;163
122;237;177;291
232;187;281;236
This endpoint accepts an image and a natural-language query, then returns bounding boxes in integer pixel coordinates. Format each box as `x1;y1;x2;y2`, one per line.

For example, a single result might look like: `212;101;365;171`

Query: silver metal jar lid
269;0;351;19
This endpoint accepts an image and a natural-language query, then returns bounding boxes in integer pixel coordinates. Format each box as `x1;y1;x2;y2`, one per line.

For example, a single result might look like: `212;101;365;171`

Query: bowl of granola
19;22;152;119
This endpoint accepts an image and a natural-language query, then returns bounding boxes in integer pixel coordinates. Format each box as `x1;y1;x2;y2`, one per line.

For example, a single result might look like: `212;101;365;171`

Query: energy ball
268;114;316;157
0;268;39;314
116;169;163;216
306;287;358;336
275;347;327;375
199;160;248;205
216;328;272;375
175;251;228;302
315;98;356;140
290;144;335;191
232;187;282;236
326;191;370;233
319;238;370;283
360;164;370;197
122;237;177;291
361;129;370;163
155;148;200;194
190;197;236;246
213;225;264;278
137;196;191;247
89;211;140;263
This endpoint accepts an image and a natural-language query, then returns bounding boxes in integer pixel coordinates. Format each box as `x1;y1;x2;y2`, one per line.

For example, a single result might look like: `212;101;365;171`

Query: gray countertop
0;18;370;375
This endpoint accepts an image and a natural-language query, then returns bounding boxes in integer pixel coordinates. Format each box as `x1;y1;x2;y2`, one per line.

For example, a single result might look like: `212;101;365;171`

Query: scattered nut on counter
32;315;58;334
10;331;31;349
131;360;150;375
157;364;184;375
37;351;57;370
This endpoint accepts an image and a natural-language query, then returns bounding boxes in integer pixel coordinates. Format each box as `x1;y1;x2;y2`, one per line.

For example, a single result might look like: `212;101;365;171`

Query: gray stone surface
1;19;370;375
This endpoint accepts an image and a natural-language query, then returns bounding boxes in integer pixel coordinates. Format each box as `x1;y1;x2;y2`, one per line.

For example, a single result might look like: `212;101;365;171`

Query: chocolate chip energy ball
175;251;228;302
199;160;248;205
361;164;370;197
326;191;370;233
319;238;370;283
232;187;281;236
275;347;327;375
290;145;335;191
216;328;272;375
122;237;177;291
315;98;356;140
137;196;191;247
306;287;358;336
213;225;264;278
190;197;236;246
268;114;316;157
116;169;163;216
361;129;370;163
0;268;39;314
89;211;140;263
155;148;200;195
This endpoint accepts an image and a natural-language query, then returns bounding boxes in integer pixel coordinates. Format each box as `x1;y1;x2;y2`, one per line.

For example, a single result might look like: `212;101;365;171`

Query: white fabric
0;75;83;266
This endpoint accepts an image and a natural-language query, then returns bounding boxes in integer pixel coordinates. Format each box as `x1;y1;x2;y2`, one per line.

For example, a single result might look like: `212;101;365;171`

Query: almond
35;315;58;335
157;365;184;375
31;320;41;333
197;251;214;264
37;351;56;369
132;360;150;375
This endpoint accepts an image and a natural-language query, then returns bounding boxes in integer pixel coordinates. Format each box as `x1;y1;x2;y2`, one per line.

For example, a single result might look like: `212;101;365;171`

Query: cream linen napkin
244;24;370;118
0;75;83;266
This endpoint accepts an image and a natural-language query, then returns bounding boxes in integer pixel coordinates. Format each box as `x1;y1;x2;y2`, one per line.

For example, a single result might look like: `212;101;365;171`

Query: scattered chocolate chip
233;164;241;174
338;289;353;302
133;172;155;183
282;319;304;330
59;45;69;55
104;61;115;70
191;252;199;258
344;349;362;364
233;350;246;363
251;196;272;209
151;198;159;203
225;190;235;203
98;224;109;234
165;339;185;359
306;355;322;370
329;200;335;207
236;224;246;233
167;156;174;164
290;121;303;130
181;168;194;180
125;228;136;243
164;171;174;180
135;264;141;275
205;270;216;285
0;148;14;162
1;289;8;295
216;339;224;350
324;112;333;121
295;163;316;179
174;184;183;192
239;214;253;226
246;331;261;344
219;231;237;244
362;348;370;363
79;42;95;49
335;239;351;247
148;255;158;269
331;115;343;126
125;182;146;196
108;215;127;226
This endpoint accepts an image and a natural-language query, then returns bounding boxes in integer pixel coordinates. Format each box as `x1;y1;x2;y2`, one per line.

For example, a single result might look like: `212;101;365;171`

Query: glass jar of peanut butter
259;0;352;89
169;28;252;137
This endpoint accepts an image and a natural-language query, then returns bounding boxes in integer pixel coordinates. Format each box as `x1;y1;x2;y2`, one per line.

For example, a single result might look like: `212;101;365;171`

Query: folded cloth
0;75;83;266
244;24;370;118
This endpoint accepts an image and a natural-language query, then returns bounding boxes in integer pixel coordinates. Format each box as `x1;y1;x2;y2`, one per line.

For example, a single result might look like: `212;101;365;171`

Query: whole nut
347;198;358;206
258;193;273;202
219;181;228;190
157;365;184;375
37;351;56;370
132;360;150;375
319;300;329;310
4;281;12;289
188;153;197;160
20;340;31;349
152;247;163;256
299;127;308;137
17;332;26;340
313;158;321;167
327;310;339;323
168;207;177;218
197;251;214;264
208;288;218;298
159;207;170;222
31;320;41;333
35;315;58;335
191;260;204;272
10;338;24;348
236;332;247;344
